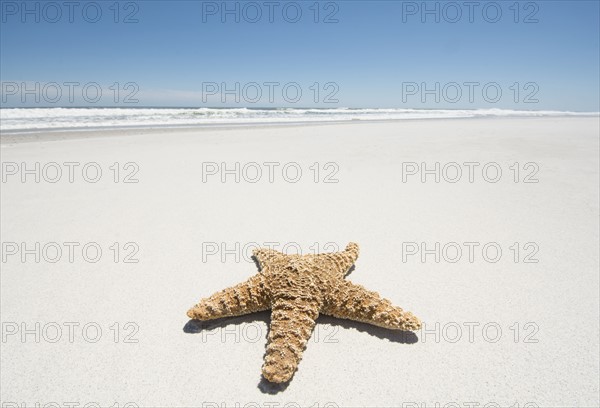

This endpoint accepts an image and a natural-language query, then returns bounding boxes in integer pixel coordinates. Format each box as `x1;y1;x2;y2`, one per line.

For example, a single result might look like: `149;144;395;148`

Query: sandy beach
1;117;599;407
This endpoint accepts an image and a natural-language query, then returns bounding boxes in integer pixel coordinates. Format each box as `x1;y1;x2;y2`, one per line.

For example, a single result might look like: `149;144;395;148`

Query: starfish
186;242;421;383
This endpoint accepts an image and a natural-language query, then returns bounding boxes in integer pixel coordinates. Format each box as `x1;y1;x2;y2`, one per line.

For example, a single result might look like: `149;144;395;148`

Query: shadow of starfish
183;312;419;394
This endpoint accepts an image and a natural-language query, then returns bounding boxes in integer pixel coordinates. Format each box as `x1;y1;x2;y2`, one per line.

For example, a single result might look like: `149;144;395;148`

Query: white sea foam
0;107;597;132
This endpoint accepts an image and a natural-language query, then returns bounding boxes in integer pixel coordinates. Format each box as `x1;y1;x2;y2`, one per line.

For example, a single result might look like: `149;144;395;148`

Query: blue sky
1;0;599;110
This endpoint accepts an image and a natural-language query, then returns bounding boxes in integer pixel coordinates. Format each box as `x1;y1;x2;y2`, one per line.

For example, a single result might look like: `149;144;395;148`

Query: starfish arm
252;248;285;270
318;242;360;277
186;273;270;320
261;299;320;383
322;279;421;331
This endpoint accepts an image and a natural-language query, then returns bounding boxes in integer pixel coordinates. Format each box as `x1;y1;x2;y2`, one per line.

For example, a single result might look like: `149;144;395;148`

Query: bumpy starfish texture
187;242;421;383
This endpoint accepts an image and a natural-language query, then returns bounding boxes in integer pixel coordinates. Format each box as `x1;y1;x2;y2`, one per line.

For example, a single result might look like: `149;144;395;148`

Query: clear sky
1;0;599;110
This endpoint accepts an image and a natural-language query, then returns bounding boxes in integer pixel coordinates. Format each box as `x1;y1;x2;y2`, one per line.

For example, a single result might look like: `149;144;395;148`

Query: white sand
1;117;599;407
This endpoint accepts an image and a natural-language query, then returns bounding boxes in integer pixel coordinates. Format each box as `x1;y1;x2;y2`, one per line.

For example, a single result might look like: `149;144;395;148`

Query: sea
1;107;597;133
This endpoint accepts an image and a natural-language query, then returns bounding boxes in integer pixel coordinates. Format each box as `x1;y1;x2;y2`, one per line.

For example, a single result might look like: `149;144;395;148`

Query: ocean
1;107;597;133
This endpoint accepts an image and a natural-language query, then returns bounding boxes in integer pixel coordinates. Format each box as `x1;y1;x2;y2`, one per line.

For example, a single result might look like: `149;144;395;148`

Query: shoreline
2;115;598;145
